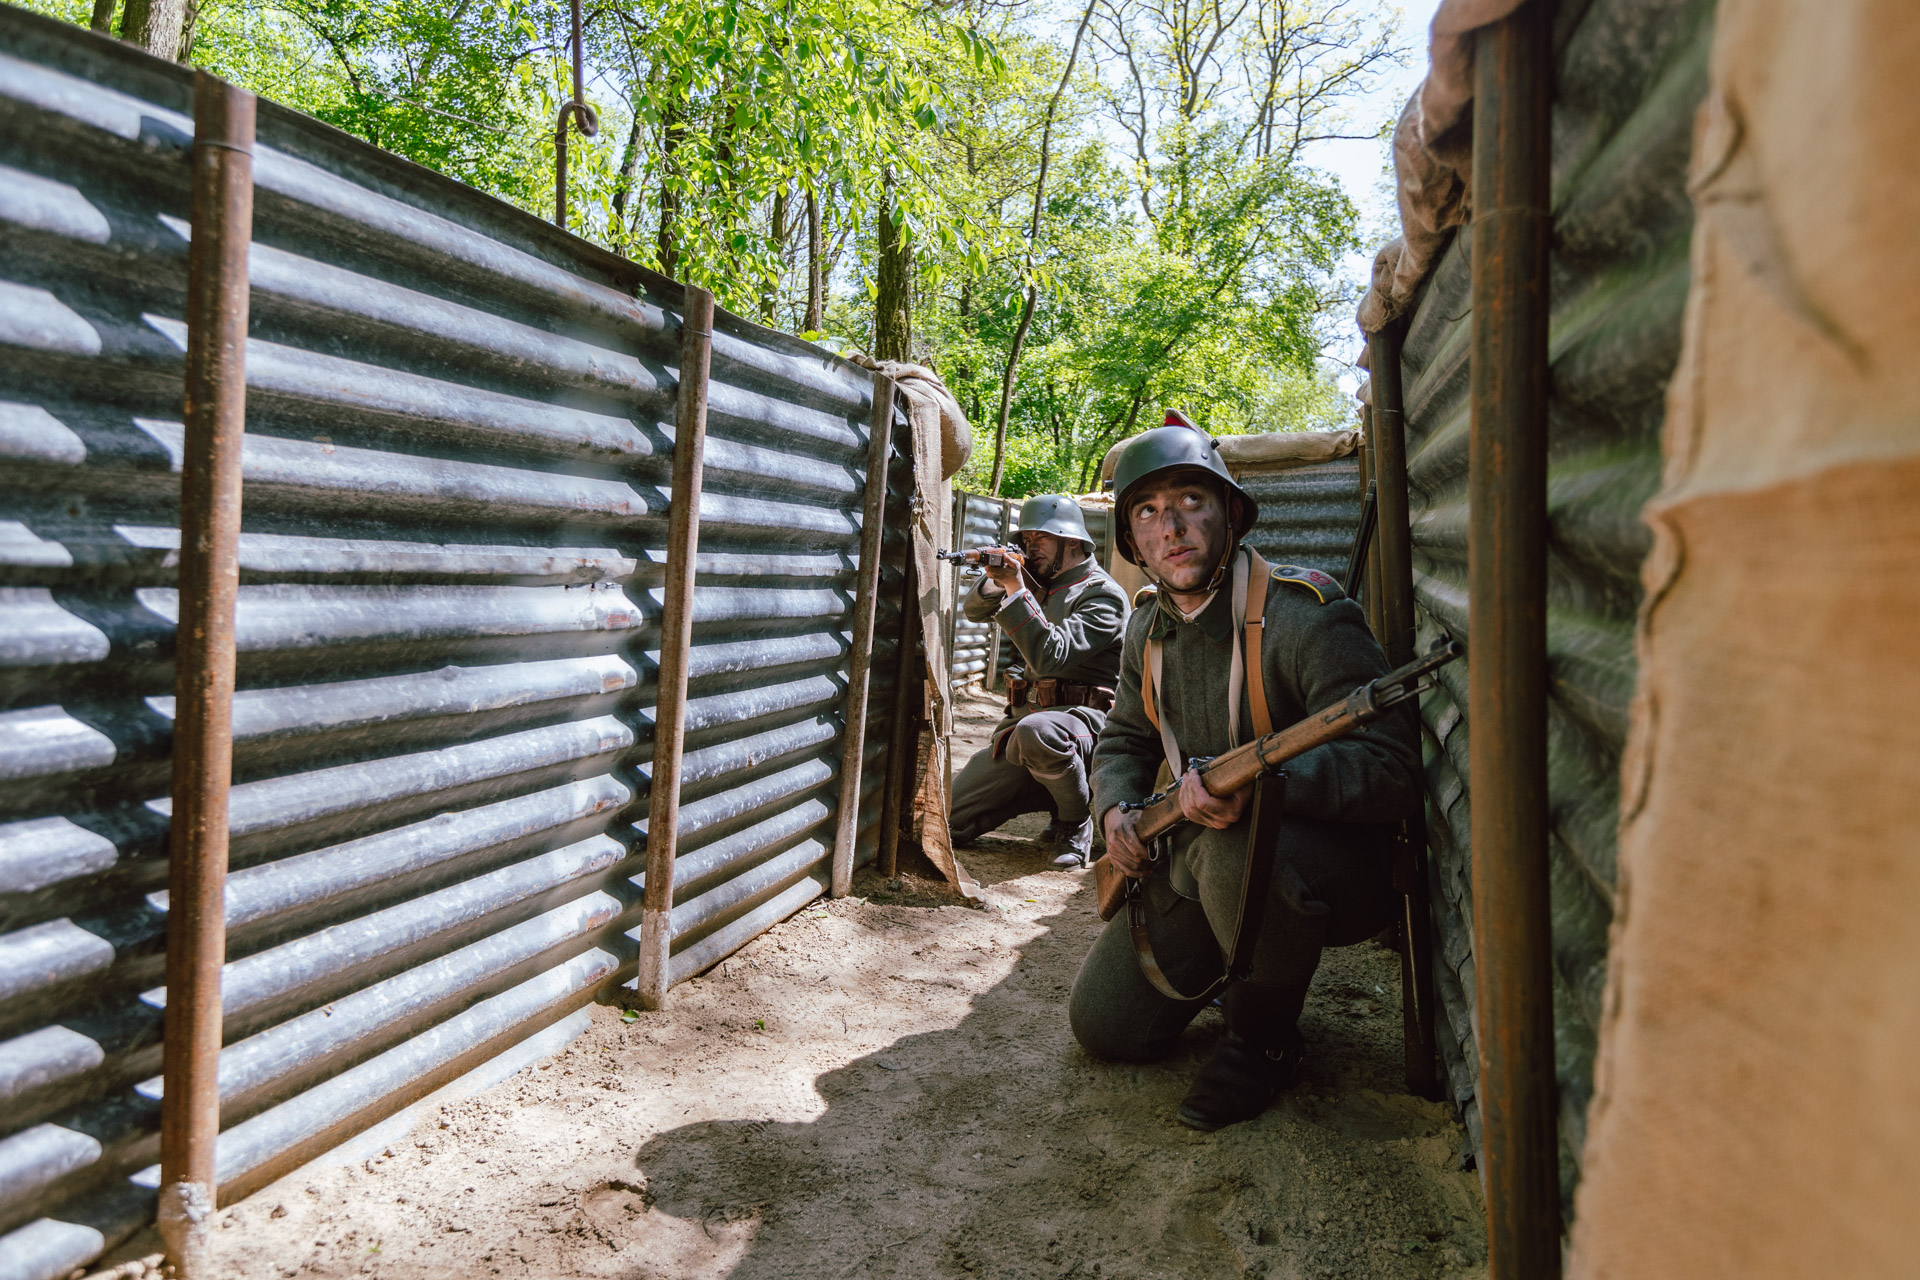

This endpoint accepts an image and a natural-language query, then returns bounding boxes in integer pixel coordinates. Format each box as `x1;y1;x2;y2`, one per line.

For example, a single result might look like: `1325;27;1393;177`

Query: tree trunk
953;280;973;391
762;186;789;325
176;0;201;59
120;0;189;58
986;0;1095;496
611;110;644;245
89;0;118;33
988;285;1037;496
656;104;681;279
872;171;911;361
804;190;825;332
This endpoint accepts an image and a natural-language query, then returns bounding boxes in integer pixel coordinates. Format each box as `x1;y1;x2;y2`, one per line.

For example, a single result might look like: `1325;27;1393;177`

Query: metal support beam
159;69;254;1280
1369;321;1444;1103
1359;408;1387;640
1468;2;1562;1274
982;500;1012;692
832;374;896;896
635;284;714;1010
877;558;922;880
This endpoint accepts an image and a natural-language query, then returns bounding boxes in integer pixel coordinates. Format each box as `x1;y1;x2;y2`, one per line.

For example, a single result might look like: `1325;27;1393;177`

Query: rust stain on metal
635;285;714;1011
1370;321;1444;1104
1467;4;1563;1276
877;558;922;879
831;374;897;897
159;69;255;1280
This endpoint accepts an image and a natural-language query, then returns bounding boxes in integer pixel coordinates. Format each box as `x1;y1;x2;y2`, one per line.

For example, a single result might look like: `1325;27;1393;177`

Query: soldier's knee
1008;718;1073;770
1068;955;1171;1063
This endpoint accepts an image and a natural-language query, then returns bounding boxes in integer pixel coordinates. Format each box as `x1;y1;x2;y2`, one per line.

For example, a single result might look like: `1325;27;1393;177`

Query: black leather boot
1176;1028;1303;1131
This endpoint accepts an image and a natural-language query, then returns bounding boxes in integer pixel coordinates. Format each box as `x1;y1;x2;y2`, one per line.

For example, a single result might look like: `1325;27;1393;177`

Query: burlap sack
1095;427;1359;488
851;357;980;898
1570;3;1920;1275
1353;0;1534;331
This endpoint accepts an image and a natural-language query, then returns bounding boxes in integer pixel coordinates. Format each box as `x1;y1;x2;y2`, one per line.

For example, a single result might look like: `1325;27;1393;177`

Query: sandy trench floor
94;688;1487;1280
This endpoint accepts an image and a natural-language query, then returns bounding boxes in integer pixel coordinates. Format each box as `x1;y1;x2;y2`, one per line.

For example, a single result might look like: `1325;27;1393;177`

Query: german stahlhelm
1110;418;1257;569
1014;494;1095;550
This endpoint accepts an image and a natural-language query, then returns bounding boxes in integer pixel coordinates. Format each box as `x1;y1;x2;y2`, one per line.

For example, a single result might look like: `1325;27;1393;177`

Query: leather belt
1007;677;1115;713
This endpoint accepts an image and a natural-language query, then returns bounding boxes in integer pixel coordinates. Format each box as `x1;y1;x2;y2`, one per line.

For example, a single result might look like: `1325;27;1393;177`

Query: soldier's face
1020;531;1065;578
1127;477;1230;594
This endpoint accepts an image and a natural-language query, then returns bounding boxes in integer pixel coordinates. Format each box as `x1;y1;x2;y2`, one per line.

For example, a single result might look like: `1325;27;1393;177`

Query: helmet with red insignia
1109;412;1258;568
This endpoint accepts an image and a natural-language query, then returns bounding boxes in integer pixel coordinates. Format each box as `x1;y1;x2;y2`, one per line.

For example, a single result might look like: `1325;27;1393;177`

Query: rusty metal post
158;70;254;1280
982;500;1012;692
635;285;714;1010
1468;2;1561;1274
947;487;962;685
1345;478;1378;600
831;374;897;896
1359;407;1386;639
1369;321;1444;1103
877;558;921;880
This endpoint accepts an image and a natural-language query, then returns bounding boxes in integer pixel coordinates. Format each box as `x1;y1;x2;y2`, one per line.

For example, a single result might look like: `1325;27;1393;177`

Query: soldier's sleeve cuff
996;588;1037;624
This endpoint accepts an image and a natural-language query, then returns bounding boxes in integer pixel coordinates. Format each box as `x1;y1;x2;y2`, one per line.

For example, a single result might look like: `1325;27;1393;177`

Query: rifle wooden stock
1131;707;1362;844
1092;638;1461;921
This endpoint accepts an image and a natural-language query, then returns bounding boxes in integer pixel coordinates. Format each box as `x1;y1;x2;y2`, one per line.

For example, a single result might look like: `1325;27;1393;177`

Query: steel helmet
1110;423;1257;566
1014;494;1094;549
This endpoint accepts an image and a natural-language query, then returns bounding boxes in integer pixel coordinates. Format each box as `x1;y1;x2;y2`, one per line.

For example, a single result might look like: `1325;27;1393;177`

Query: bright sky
1299;0;1443;387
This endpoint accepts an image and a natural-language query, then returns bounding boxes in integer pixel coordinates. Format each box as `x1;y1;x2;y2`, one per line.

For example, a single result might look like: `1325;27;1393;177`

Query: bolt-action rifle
936;545;1046;600
1093;638;1464;921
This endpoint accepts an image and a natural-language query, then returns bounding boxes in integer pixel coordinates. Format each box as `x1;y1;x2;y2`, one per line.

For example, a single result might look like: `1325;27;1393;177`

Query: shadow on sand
619;848;1482;1280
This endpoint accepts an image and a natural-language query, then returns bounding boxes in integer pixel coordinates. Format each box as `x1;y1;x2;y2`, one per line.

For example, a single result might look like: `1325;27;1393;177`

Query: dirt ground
92;687;1486;1280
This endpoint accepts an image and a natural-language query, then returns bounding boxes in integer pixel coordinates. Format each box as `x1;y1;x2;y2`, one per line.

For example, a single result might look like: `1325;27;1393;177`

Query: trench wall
1241;456;1363;581
0;11;912;1277
1397;0;1712;1207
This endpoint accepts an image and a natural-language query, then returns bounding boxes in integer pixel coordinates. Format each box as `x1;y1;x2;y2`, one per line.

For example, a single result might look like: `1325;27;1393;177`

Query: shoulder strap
1144;638;1182;777
1141;633;1159;730
1244;549;1273;738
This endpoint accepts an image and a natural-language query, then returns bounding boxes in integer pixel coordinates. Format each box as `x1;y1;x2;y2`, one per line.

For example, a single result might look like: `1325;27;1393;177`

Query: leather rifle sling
1139;548;1271;769
1129;772;1287;1001
1128;547;1283;1002
1244;550;1273;736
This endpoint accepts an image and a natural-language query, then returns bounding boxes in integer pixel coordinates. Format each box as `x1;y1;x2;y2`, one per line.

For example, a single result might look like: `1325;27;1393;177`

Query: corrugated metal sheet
948;493;1011;684
1241;457;1364;580
0;11;909;1277
1394;0;1710;1208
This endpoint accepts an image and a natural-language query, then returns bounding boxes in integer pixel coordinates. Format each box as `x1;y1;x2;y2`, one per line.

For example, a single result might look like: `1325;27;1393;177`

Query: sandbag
1571;3;1920;1275
849;355;973;480
1095;427;1359;488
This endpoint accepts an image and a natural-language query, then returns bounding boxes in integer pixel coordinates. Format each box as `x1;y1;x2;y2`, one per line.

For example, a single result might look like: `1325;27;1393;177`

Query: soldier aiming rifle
946;494;1129;868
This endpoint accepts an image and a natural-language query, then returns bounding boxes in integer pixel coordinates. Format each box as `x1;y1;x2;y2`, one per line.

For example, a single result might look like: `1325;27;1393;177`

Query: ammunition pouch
1007;677;1115;714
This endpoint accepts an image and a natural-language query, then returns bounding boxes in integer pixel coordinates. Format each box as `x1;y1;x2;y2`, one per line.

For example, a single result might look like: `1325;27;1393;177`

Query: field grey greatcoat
1070;551;1423;1061
947;557;1128;845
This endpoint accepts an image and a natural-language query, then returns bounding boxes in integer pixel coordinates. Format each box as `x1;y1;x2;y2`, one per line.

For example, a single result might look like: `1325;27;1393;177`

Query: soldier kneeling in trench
947;495;1128;868
1069;424;1420;1130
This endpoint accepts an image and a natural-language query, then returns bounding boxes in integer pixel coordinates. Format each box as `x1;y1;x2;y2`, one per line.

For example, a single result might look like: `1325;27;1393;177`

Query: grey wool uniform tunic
948;557;1128;844
1070;551;1423;1061
961;558;1126;695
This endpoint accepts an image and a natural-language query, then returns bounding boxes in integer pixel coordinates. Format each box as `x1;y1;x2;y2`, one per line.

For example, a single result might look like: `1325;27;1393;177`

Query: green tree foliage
29;0;1399;497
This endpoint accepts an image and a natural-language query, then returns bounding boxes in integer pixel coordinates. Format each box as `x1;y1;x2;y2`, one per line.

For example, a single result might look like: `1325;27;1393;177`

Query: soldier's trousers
1068;813;1397;1060
949;709;1101;844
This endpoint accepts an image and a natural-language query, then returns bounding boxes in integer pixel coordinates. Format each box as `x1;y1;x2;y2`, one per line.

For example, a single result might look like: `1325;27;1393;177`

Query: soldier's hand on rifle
1178;765;1249;830
1102;807;1152;877
984;547;1025;595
